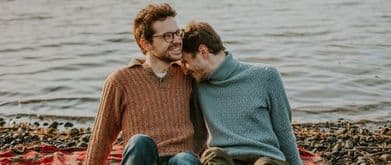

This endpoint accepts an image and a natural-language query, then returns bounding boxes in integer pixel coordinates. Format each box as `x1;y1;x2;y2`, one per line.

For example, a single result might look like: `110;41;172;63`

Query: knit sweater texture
197;52;302;165
86;59;203;164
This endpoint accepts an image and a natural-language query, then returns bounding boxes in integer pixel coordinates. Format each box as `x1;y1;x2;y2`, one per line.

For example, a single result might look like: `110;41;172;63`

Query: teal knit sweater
197;52;302;165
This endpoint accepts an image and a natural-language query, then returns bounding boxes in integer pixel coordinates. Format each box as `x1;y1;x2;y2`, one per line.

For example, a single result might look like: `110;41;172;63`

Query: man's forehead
152;17;178;34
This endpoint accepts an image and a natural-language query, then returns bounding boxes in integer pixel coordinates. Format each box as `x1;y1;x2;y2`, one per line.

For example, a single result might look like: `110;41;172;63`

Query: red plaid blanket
0;145;325;165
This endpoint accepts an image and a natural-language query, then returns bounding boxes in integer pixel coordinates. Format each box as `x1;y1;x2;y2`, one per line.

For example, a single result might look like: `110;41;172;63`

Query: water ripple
0;47;35;53
1;15;52;22
263;30;332;38
0;97;98;107
0;0;390;122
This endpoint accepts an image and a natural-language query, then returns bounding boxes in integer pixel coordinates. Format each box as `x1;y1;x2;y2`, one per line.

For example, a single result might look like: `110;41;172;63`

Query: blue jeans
121;134;201;165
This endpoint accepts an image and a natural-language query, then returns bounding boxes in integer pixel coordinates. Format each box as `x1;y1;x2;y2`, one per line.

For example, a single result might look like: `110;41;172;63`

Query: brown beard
156;44;182;63
154;53;179;63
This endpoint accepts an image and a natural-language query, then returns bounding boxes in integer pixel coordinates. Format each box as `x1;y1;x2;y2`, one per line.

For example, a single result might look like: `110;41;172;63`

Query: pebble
380;154;391;161
48;121;59;129
0;121;5;127
64;122;74;128
76;142;88;148
71;128;79;135
80;134;90;143
33;122;40;127
344;140;353;149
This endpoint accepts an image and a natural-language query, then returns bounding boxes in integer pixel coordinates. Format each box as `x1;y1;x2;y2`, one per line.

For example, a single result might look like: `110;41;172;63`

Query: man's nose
172;34;182;43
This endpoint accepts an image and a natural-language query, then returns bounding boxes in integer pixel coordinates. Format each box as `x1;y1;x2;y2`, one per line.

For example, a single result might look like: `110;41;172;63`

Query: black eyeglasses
152;29;184;43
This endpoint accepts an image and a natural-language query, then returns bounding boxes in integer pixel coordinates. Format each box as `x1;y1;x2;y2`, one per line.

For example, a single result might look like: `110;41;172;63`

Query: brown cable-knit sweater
85;59;205;164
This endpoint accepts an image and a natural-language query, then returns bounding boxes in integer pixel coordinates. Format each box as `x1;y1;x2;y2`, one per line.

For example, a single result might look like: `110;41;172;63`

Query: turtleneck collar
207;51;239;81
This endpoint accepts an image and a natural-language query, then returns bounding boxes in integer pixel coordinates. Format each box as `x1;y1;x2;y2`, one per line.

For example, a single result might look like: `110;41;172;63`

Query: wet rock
12;133;21;139
344;140;353;149
23;135;32;142
80;134;90;143
33;122;40;127
64;122;74;128
332;143;341;153
53;140;64;146
326;136;336;142
70;128;79;135
1;144;10;150
9;120;16;125
66;141;76;147
44;128;55;134
336;128;347;135
15;138;22;143
380;154;391;161
3;136;12;144
17;127;24;133
72;135;79;141
48;121;59;129
57;144;68;148
33;144;40;151
379;127;391;136
11;146;25;154
0;121;5;127
352;135;359;144
79;128;89;134
10;140;17;146
76;142;88;148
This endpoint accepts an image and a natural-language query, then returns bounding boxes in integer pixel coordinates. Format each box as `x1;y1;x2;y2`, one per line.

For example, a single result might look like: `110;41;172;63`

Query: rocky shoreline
0;116;390;164
293;120;391;164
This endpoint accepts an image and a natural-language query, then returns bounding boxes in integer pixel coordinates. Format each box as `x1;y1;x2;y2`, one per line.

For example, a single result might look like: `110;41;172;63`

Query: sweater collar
128;57;181;68
128;58;144;67
208;51;239;81
128;58;180;87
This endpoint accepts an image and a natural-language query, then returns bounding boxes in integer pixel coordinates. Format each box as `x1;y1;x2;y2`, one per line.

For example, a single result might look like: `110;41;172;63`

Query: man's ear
139;38;152;52
198;44;209;59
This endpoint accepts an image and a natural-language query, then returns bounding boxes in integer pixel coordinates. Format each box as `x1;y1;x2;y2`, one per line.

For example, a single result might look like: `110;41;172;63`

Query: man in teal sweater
181;21;302;165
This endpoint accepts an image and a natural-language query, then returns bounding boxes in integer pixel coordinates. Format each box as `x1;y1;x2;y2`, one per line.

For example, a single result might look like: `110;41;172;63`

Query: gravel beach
0;115;390;164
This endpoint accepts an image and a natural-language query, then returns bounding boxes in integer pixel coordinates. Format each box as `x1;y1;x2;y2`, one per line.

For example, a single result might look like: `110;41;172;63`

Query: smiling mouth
170;45;182;51
169;47;182;56
170;46;181;52
169;43;182;52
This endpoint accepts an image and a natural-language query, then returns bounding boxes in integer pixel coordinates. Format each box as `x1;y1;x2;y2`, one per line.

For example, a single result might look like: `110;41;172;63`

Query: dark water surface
1;0;390;123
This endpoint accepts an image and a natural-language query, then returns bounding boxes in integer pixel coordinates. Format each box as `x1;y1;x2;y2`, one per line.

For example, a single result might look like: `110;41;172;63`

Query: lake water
1;0;390;123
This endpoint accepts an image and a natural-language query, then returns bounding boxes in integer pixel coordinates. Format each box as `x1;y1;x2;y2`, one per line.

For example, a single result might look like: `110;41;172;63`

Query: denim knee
127;134;154;147
121;134;158;165
169;151;201;165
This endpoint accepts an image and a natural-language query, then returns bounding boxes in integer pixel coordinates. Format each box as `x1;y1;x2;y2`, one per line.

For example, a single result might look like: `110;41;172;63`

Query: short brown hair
133;3;176;54
183;21;225;57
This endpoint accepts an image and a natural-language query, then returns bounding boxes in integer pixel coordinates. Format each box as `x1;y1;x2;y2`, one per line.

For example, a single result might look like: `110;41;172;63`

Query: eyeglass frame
152;29;185;43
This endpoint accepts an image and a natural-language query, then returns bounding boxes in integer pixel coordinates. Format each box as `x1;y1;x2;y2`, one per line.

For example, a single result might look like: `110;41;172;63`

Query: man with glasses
86;3;206;165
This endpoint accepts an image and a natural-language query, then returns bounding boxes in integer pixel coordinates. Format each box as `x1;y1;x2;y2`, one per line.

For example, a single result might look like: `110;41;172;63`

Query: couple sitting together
86;3;302;165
